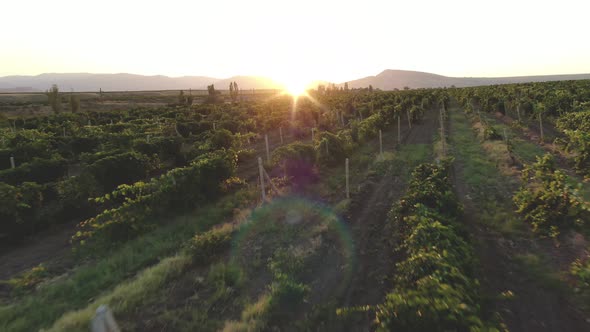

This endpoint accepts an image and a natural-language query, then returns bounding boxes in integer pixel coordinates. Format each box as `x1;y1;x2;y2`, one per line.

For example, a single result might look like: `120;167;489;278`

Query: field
1;82;590;331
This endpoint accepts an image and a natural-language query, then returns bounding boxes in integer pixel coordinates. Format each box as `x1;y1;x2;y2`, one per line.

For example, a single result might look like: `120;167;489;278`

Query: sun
285;83;307;96
279;76;310;97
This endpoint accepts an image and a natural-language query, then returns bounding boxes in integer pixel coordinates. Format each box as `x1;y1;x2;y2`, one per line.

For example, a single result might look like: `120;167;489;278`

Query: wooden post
503;128;508;146
516;104;522;122
407;110;412;129
147;135;150;143
263;167;280;195
440;108;446;156
345;158;350;199
88;119;91;126
379;129;383;158
325;139;329;155
213;122;216;131
10;156;15;169
91;305;120;332
340;113;345;126
538;113;544;141
279;127;283;144
258;157;266;201
265;134;270;162
63;127;66;137
311;128;315;142
397;115;401;143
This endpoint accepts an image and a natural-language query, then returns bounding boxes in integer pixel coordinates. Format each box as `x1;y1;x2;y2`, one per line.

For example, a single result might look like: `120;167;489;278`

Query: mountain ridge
1;70;590;92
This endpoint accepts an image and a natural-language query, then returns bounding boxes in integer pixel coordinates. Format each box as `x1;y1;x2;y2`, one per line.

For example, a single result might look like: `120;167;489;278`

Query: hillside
344;69;590;90
2;70;590;92
0;73;281;92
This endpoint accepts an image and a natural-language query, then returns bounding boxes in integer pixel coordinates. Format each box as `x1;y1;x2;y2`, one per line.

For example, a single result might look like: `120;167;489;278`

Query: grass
46;254;192;332
448;108;525;234
0;187;256;332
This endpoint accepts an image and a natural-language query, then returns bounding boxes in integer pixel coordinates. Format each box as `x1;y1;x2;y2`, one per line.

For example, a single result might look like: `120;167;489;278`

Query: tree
344;82;349;91
206;84;220;104
69;93;80;113
46;84;61;114
178;90;185;104
369;84;373;93
229;81;239;102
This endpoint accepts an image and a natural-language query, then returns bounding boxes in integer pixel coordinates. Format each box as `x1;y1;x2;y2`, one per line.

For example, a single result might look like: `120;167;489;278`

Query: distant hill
0;73;281;92
344;69;590;90
2;70;590;93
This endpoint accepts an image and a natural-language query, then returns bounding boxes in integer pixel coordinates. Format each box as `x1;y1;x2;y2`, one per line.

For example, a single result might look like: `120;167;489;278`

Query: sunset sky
1;0;589;86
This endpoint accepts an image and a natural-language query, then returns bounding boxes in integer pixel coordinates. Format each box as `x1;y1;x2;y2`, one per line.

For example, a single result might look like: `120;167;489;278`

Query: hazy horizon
2;0;590;88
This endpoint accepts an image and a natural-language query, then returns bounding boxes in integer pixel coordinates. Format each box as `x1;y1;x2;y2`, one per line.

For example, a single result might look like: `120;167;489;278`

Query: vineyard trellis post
407;110;412;129
440;108;446;156
10;156;15;169
379;129;383;158
91;305;120;332
279;127;283;144
258;157;266;201
345;158;350;199
538;113;544;141
397;115;401;143
265;134;270;162
311;127;315;142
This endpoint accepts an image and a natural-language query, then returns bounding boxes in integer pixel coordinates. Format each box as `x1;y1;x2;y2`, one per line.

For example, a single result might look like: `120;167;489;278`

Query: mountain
0;73;219;92
2;70;590;92
344;69;590;90
0;73;285;92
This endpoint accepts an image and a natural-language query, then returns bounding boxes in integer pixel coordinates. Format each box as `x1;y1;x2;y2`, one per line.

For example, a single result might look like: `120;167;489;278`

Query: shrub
513;154;589;237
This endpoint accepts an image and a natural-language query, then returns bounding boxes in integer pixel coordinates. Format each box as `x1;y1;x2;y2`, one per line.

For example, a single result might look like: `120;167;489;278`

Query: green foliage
0;156;66;185
210;129;234;150
8;264;48;294
189;224;234;265
0;181;45;241
571;257;590;300
271;142;317;183
87;151;155;192
315;131;346;166
74;150;237;245
374;162;493;331
513;154;589;237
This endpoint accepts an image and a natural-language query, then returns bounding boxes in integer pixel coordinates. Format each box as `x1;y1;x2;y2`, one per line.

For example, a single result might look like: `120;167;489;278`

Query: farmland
1;81;590;332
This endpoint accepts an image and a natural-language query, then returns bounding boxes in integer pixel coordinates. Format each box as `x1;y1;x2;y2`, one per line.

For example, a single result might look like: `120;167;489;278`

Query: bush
0;156;67;185
315;131;346;166
190;224;234;265
74;150;237;245
271;142;317;185
513;154;589;237
87;151;155;192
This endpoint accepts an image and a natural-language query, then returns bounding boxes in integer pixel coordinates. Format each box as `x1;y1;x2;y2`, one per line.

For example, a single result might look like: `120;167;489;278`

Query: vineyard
0;80;589;331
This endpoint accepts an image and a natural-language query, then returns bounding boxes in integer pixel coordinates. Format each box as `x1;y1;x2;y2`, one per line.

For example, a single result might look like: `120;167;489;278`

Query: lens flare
230;196;355;294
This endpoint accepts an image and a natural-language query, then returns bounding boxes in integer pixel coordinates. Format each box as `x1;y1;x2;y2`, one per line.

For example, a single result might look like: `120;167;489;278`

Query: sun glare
279;75;310;97
285;83;306;96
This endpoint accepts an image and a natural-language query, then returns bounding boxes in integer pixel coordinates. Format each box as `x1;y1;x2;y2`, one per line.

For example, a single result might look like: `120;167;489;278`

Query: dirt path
449;107;590;332
0;223;77;281
326;109;438;330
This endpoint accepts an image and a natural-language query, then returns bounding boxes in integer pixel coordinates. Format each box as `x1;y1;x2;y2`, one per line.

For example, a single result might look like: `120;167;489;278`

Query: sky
1;0;589;86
